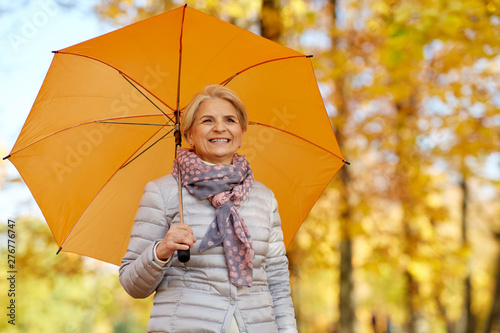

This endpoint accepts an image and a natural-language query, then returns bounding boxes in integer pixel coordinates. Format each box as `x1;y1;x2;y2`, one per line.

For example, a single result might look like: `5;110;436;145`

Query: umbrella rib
120;73;174;124
221;54;313;86
57;125;169;253
172;4;187;150
53;50;176;114
176;4;187;115
120;128;174;169
97;121;172;127
6;115;172;158
249;121;350;165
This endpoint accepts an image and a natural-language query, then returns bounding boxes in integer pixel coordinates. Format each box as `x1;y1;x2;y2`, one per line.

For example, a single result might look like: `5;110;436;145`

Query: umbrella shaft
176;160;184;224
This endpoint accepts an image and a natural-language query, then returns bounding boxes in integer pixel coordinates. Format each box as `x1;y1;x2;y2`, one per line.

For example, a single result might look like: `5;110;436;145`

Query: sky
0;0;116;222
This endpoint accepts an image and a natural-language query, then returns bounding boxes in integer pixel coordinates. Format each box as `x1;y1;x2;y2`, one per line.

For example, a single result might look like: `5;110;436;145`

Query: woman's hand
156;224;197;261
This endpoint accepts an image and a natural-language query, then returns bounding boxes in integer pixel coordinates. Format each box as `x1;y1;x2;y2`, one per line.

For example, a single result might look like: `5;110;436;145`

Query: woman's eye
201;119;212;123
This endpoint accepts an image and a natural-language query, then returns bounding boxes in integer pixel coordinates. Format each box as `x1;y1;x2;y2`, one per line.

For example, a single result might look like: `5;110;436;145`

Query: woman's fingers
168;224;197;247
156;224;197;260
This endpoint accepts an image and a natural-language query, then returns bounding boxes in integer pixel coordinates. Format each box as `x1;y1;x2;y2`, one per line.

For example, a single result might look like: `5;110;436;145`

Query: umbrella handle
177;249;190;263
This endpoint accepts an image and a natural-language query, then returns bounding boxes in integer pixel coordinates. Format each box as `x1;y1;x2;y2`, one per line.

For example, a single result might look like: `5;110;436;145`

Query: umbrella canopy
5;5;347;265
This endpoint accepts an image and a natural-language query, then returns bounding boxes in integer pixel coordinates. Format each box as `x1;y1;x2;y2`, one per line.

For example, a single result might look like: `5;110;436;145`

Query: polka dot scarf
172;148;255;287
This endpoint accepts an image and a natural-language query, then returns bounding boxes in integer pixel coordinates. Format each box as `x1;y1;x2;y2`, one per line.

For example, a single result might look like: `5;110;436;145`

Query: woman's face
186;98;244;164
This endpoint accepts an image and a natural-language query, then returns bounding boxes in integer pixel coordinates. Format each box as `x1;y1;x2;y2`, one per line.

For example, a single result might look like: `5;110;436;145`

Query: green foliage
0;217;152;333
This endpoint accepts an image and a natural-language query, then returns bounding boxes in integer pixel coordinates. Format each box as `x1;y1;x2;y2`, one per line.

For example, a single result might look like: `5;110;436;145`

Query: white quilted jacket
119;174;297;333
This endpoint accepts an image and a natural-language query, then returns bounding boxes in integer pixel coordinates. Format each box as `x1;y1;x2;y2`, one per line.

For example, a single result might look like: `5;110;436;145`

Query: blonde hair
181;85;248;141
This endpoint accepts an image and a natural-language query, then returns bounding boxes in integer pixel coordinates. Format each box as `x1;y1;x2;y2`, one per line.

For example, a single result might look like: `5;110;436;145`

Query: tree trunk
395;101;419;333
484;233;500;333
260;0;281;42
339;162;354;333
435;294;455;333
328;0;355;331
402;203;417;333
459;176;476;333
404;266;417;333
332;66;354;333
339;235;354;333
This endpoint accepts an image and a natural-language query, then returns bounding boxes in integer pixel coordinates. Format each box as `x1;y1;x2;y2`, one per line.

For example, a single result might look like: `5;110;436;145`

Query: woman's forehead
196;99;238;116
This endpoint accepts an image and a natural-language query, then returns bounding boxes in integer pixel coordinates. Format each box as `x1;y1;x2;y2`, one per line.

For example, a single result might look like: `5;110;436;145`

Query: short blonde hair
181;85;248;141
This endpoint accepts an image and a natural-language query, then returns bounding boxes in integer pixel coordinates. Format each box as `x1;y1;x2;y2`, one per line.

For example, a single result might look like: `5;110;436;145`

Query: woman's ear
186;132;193;147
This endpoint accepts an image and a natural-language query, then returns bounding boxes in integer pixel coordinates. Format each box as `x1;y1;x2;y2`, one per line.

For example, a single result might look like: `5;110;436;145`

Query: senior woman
119;85;297;333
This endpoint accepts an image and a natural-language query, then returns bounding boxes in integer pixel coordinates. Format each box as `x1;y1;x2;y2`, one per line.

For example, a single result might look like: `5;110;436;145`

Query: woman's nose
213;120;226;132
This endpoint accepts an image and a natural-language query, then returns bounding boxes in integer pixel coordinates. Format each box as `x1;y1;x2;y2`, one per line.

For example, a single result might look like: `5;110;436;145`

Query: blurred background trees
0;215;153;333
1;0;498;332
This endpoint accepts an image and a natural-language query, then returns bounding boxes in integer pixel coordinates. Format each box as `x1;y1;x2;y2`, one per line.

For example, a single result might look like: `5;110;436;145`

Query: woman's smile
209;137;230;143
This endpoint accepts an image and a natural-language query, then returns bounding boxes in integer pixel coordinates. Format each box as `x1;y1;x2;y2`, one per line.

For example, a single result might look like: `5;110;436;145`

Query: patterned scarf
172;148;255;287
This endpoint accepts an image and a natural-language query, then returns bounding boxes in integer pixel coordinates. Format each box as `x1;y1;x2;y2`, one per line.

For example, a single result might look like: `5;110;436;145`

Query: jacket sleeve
119;180;172;299
265;196;298;332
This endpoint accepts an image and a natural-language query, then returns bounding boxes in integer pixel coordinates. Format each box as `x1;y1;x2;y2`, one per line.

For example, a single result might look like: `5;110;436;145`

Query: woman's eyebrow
198;114;214;119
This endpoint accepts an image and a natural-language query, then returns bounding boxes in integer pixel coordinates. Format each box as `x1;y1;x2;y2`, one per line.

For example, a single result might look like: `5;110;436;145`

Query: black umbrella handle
178;249;190;263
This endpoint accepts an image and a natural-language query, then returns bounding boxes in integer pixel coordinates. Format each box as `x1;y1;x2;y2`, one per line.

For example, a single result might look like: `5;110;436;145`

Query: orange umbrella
4;5;347;265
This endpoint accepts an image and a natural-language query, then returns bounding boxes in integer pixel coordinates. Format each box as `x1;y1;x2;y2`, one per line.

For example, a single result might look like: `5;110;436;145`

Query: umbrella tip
2;154;10;160
306;55;313;58
56;247;62;255
343;160;351;165
52;51;58;54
